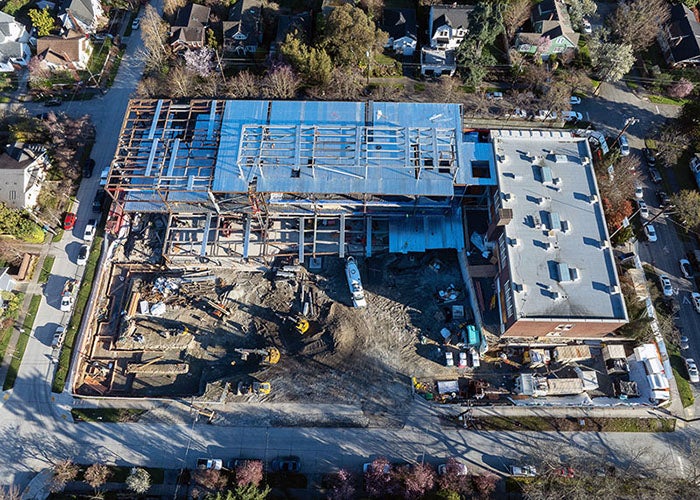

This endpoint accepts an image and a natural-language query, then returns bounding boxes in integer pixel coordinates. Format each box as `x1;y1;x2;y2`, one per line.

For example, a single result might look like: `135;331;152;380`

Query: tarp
437;380;459;394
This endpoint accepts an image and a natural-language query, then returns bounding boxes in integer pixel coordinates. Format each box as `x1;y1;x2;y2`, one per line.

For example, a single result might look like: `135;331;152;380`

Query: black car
271;456;301;473
83;158;95;178
92;189;106;212
44;98;62;107
656;190;672;208
643;148;657;167
649;167;662;184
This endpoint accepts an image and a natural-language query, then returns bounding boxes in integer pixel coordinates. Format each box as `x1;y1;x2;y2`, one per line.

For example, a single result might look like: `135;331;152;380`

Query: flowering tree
184;48;214;77
326;469;356;500
235;460;264;487
668;78;694;99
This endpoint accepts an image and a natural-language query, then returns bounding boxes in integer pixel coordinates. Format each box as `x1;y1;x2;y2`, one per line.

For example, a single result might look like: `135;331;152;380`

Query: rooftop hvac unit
513;283;524;292
589;194;598;203
610;285;620;294
601;239;609;249
503;192;512;201
553;177;561;185
509;237;519;246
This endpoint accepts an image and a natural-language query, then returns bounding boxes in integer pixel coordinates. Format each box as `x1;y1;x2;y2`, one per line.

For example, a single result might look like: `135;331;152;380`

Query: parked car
131;17;140;29
438;461;468;476
505;108;528;119
643;148;657;167
681;336;690;350
93;189;106;212
534;110;557;121
83;158;95;178
692;292;700;314
196;458;223;470
63;212;76;230
685;358;700;383
637;200;649;219
44;98;62;107
634;186;644;199
680;259;693;279
363;462;391;474
660;275;673;297
649;167;662;184
77;244;89;266
510;465;537;477
570;96;582;105
644;224;657;242
657;190;672;207
83;219;96;242
562;111;583;122
271;456;301;473
619;134;630;156
60;295;74;312
51;326;66;348
486;91;503;100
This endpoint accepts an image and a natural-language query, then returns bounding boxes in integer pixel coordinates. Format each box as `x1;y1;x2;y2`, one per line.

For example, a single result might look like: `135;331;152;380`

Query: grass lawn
38;255;55;284
0;292;24;364
52;236;102;393
72;408;146;422
81;39;113;83
51;229;64;243
669;346;695;408
474;415;675;432
648;95;687;106
3;294;41;390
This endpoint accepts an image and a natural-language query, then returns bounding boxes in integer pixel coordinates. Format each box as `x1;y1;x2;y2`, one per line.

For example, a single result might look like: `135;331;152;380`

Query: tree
588;32;634;82
326;469;356;500
262;64;300;99
280;33;333;87
672;190;700;231
0;485;21;500
226;70;261;99
49;460;79;493
0;203;46;243
84;463;110;490
472;473;498;499
403;463;436;498
456;2;504;89
668;78;694;99
193;469;228;494
184;48;214;77
235;460;263;487
364;457;393;498
607;0;670;53
566;0;596;31
656;123;690;168
164;0;187;18
126;467;151;494
28;7;55;36
140;5;171;73
169;64;199;97
321;4;387;67
502;0;531;40
206;484;271;500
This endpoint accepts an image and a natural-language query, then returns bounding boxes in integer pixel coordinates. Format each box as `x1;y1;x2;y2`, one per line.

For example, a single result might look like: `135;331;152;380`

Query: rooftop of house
174;3;210;28
274;11;311;47
520;0;579;46
0;142;45;169
430;5;473;38
666;3;700;62
224;0;263;38
382;8;417;41
63;0;100;24
492;129;627;323
37;30;88;63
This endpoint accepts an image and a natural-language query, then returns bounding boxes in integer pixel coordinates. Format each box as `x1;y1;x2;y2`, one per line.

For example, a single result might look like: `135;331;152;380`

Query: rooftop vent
600;239;609;249
503;192;513;201
561;220;571;233
610;285;620;294
552;177;562;185
554;154;567;163
540;165;553;183
509;237;519;246
513;283;524;292
589;194;598;203
557;262;578;282
548;211;561;231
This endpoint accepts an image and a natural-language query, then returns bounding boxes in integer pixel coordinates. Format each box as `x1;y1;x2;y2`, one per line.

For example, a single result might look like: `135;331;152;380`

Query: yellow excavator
237;380;272;395
293;316;309;335
233;347;281;365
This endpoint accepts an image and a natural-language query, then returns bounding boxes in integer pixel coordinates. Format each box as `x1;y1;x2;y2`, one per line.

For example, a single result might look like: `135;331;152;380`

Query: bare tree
426;76;461;103
84;463;111;490
163;0;186;18
50;460;79;493
472;473;498;499
322;68;364;100
503;0;532;40
656;123;690;168
126;467;151;494
0;485;21;500
607;0;670;53
226;70;261;99
140;5;171;73
235;460;264;487
169;65;199;98
403;463;436;498
262;64;300;99
326;469;356;500
464;92;490;119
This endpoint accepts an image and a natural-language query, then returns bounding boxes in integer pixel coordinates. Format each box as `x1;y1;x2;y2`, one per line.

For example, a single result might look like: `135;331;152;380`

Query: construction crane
234;347;281;365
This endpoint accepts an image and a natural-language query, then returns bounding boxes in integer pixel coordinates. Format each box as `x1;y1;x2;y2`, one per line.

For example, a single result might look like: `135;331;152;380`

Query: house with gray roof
170;3;211;52
383;8;417;57
0;11;32;72
659;4;700;67
515;0;579;59
0;142;49;210
271;11;311;56
421;5;473;76
223;0;262;57
59;0;105;34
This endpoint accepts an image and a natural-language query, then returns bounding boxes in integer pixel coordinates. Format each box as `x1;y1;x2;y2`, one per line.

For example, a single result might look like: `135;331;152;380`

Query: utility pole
366;50;371;85
611;117;638;150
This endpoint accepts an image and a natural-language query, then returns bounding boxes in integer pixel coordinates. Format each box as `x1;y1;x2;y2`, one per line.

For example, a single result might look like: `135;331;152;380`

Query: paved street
2;26;700;490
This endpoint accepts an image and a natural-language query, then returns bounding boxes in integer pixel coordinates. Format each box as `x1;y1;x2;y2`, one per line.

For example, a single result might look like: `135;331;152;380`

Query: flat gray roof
492;129;627;322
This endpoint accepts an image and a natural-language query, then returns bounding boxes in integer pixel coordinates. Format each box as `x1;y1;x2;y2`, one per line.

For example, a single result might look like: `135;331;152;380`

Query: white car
660;275;673;297
534;110;557;121
77;244;89;266
438;461;468;476
83;220;95;242
692;292;700;313
680;259;692;278
637;200;649;219
131;17;140;30
562;111;583;122
486;91;503;100
570;96;582;105
582;19;592;34
60;295;74;312
51;326;66;348
619;135;630;156
510;465;537;477
644;224;657;242
196;458;223;470
685;358;700;383
634;186;644;199
505;108;528;119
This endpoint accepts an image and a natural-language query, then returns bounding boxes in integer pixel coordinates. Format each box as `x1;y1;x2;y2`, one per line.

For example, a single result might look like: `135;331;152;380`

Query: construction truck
234;347;281;365
237;380;272;396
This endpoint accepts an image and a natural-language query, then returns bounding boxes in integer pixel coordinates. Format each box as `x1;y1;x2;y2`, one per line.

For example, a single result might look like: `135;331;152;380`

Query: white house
0;11;33;72
59;0;104;34
0;143;49;210
382;8;417;57
0;267;16;292
421;6;473;77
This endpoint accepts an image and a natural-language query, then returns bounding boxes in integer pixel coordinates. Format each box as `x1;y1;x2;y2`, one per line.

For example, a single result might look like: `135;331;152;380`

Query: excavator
293;315;309;335
233;347;281;365
237;380;272;395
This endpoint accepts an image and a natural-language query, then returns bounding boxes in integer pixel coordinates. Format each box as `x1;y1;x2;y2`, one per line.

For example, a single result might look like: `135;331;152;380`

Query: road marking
656;105;660;114
684;295;691;305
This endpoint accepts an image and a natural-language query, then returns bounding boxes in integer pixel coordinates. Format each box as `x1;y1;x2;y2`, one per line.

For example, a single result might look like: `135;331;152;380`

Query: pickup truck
51;326;66;348
197;458;223;470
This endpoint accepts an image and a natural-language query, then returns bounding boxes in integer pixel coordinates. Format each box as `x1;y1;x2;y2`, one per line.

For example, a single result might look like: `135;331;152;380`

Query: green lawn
669;347;695;408
38;255;55;284
648;95;687;106
81;39;113;84
0;292;24;365
3;294;42;390
51;229;64;243
72;408;146;422
52;236;102;393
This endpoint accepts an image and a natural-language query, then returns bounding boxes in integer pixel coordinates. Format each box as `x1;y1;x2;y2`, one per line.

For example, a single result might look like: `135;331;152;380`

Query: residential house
0;267;16;293
36;31;93;71
382;8;417;57
223;0;262;57
170;3;211;52
658;4;700;67
515;0;579;59
271;11;311;57
0;143;49;210
421;5;473;76
0;11;32;72
487;129;628;338
59;0;104;34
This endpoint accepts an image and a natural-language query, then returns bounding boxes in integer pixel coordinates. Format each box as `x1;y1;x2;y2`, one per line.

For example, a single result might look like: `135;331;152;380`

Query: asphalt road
1;22;700;489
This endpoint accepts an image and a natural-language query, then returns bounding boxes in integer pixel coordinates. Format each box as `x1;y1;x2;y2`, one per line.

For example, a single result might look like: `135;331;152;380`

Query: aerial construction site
73;99;495;421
